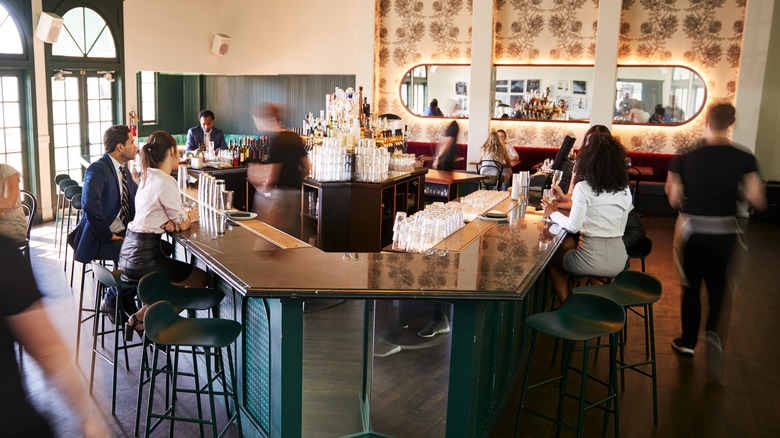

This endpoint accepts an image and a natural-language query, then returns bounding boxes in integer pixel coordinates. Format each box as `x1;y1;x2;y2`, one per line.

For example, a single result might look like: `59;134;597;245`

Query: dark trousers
680;233;737;347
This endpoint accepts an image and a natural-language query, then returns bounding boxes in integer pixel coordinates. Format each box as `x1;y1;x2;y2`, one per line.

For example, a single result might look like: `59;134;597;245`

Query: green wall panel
246;298;271;434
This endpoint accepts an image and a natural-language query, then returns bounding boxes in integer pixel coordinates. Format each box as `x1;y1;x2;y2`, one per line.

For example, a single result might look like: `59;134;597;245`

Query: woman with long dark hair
542;133;633;303
118;131;207;340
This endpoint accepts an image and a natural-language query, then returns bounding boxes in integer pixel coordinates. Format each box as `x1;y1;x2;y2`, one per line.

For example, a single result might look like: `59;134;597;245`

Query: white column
467;0;495;164
589;1;622;128
31;1;54;219
355;0;376;105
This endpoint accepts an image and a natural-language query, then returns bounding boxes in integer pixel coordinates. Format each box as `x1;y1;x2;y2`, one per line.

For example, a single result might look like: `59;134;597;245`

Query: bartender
185;109;228;152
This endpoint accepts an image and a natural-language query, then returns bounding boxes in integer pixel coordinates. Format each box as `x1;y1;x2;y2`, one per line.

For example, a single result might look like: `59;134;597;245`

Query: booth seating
406;142;468;171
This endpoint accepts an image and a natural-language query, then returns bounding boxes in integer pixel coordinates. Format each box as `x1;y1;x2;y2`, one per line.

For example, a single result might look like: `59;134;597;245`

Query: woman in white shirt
542;133;632;303
118;131;206;340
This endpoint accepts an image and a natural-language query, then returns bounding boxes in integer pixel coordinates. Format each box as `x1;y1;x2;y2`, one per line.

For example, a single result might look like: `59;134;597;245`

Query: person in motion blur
666;103;765;383
0;235;107;437
248;103;310;237
432;120;459;171
0;163;27;245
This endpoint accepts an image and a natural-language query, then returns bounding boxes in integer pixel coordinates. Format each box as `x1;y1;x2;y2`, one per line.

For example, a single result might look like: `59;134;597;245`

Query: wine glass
542;188;554;223
551;170;563;188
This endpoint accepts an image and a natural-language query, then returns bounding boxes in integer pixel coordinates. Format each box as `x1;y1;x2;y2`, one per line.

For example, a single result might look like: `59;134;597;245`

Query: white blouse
128;168;188;234
550;181;632;238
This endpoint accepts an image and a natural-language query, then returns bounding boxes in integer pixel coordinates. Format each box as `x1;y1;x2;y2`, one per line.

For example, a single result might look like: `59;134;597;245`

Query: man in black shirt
433;120;459;171
666;103;765;382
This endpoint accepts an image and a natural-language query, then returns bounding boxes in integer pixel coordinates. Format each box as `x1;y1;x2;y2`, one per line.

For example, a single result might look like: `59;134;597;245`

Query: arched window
52;6;116;58
0;3;23;54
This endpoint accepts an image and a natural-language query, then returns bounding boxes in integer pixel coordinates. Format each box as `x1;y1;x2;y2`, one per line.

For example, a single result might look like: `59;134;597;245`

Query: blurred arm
0;173;20;212
743;171;767;211
665;171;684;211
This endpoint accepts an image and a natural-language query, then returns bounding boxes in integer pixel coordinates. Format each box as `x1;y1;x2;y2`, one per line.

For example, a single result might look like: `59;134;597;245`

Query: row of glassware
195;173;234;212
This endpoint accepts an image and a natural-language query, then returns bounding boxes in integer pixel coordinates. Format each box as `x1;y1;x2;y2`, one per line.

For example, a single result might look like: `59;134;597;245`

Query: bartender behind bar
185;109;228;152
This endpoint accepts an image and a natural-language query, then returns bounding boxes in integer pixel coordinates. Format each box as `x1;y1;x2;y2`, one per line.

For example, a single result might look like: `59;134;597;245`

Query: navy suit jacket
185;125;228;151
68;153;137;263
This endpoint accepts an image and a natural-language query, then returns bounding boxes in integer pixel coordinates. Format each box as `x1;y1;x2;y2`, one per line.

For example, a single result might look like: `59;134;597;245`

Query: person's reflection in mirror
650;104;668;124
665;95;685;122
433;120;458;170
618;92;633;116
496;129;519;161
628;101;650;123
423;98;444;117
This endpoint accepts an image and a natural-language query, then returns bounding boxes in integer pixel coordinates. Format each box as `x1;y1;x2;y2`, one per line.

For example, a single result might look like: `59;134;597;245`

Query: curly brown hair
573;133;629;195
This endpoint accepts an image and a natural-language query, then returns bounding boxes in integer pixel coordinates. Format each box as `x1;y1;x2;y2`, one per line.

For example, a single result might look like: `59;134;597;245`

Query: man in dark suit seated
185;109;228;152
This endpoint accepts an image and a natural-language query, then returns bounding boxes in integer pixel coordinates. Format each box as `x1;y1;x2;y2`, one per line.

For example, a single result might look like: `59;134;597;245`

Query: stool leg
88;280;102;394
204;347;219;437
54;192;62;248
619;318;626;392
514;330;538;438
557;339;574;438
191;346;205;438
643;305;650;359
648;305;658;425
641;256;646;273
111;295;122;415
216;348;230;420
135;337;150;437
576;340;591;438
610;334;620;438
145;347;161;438
226;344;243;437
169;346;181;438
75;275;90;363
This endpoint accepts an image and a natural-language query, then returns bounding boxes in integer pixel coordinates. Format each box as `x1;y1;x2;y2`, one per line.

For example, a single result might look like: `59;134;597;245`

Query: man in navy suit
185;109;228;152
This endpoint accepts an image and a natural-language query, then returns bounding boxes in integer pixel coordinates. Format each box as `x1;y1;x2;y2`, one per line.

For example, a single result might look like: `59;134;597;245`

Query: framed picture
456;81;467;96
573;80;587;95
495;80;508;93
573;96;587;109
458;97;469;112
557;80;570;93
510;80;524;93
526;79;540;93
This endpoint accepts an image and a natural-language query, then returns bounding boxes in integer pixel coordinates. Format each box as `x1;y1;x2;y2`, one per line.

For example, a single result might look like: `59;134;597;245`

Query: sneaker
417;317;451;338
671;337;694;356
705;331;723;384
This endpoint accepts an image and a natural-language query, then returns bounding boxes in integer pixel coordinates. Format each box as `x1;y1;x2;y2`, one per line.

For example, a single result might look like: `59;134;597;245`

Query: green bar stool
627;237;653;272
515;293;625;438
572;270;663;425
89;263;144;415
62;185;82;275
134;271;227;437
55;178;77;251
143;301;243;438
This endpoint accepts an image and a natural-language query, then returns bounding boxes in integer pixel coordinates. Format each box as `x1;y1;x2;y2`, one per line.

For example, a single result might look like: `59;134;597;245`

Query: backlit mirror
492;65;594;122
400;65;470;118
614;66;706;125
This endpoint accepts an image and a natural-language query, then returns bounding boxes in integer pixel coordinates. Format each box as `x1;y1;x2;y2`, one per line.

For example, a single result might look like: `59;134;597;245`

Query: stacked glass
391;203;465;253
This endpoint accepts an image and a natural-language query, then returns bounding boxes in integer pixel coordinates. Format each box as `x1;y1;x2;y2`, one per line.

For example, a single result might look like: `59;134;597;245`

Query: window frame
138;70;157;125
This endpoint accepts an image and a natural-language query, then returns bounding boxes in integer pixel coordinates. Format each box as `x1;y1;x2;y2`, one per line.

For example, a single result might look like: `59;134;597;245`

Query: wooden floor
18;215;780;437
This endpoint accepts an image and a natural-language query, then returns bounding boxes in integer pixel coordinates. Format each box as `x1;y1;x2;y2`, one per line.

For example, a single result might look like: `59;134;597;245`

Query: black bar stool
515;293;625;438
60;182;80;261
572;270;663;424
143;301;243;438
134;271;227;437
55;177;77;250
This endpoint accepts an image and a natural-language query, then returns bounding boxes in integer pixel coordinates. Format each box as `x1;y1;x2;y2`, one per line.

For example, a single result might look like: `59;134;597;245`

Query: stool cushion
572;270;662;307
526;294;624;341
138;271;223;310
145;301;241;348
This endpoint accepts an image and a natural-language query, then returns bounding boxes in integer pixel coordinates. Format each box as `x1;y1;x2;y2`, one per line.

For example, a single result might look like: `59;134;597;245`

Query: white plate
227;212;257;221
478;214;508;222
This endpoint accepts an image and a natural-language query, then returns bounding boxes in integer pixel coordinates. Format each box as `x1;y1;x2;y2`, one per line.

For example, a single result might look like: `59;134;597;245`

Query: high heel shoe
125;315;144;341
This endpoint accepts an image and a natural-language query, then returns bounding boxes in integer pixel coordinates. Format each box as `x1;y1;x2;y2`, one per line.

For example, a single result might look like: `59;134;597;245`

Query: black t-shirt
438;121;459;171
268;130;307;189
0;235;48;434
668;143;758;216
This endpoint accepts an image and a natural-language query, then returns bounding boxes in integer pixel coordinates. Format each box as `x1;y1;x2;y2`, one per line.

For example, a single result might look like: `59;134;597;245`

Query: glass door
0;70;28;189
51;71;116;183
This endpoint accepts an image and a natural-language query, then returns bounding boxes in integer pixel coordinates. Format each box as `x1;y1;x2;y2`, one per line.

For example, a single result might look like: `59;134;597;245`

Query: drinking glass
542;188;554;223
551;170;563;188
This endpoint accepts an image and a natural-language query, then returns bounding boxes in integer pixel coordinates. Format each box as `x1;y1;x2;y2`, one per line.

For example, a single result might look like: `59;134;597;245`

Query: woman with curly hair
477;132;511;189
542;132;633;303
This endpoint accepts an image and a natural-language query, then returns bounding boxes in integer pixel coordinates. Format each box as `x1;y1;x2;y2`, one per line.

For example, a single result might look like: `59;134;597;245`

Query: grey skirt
563;235;627;277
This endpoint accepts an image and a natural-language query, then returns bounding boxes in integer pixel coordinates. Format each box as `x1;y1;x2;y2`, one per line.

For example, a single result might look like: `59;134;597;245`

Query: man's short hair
707;103;736;131
198;109;215;120
430;99;439;108
103;125;131;153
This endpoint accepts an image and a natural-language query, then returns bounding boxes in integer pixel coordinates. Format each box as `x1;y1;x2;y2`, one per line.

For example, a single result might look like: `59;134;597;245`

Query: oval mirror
614;65;706;125
492;65;594;122
400;65;470;118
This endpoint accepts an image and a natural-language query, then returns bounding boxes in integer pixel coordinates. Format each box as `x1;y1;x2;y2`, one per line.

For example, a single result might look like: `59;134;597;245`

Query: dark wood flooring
17;216;780;437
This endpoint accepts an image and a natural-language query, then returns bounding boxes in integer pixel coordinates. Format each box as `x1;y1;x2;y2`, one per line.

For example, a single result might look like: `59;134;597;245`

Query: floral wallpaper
374;0;748;153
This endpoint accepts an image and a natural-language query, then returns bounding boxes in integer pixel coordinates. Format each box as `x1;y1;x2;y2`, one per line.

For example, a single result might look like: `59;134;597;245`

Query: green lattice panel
245;298;271;434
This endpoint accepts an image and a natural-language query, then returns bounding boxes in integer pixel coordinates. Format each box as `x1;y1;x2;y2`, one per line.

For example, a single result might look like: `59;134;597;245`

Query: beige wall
754;2;780;181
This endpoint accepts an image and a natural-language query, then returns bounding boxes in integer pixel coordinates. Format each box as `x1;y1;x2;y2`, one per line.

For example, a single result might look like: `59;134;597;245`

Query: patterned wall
374;0;747;153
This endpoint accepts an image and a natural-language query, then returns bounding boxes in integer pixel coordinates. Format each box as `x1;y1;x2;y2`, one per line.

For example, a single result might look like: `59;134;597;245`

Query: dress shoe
100;299;117;325
417;317;451;338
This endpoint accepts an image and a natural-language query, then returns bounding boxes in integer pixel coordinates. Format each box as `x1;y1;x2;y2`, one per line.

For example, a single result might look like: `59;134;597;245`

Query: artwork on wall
510;80;524;93
527;79;540;93
557;80;571;93
495;80;508;93
458;97;469;112
456;81;467;96
573;80;587;95
574;96;587;110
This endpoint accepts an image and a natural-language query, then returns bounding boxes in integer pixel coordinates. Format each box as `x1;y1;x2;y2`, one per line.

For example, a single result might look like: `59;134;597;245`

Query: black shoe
125;315;144;342
417;317;451;338
672;337;694;356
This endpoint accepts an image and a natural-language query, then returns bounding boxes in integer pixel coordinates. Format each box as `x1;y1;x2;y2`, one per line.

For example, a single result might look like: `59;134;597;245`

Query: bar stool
62;185;82;273
53;174;71;248
134;271;227;437
627;237;653;272
515;293;625;438
572;270;663;424
143;301;243;438
89;263;144;415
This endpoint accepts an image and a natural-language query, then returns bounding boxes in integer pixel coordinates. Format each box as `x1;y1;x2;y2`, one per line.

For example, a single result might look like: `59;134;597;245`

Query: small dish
227;212;257;221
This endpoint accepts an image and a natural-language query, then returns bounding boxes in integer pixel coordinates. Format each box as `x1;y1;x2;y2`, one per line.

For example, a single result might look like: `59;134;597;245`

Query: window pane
5;128;21;152
90;142;102;157
67;124;80;146
0;130;5;153
83;9;105;49
0;5;23;55
141;71;154;82
69;147;82;170
87;77;99;98
89;29;116;58
51;79;65;100
52;101;67;124
99;100;112;121
61;8;86;53
87;99;99;119
142;102;155;121
141;82;155;101
3;103;19;128
54;147;68;170
65;77;79;98
52;32;83;56
99;79;112;98
2;77;18;101
6;153;22;174
88;121;101;143
53;124;67;148
0;106;4;128
66;100;80;123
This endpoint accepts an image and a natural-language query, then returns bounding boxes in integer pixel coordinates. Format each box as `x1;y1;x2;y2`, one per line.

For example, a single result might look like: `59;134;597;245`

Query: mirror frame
398;63;471;119
399;63;708;127
612;64;707;127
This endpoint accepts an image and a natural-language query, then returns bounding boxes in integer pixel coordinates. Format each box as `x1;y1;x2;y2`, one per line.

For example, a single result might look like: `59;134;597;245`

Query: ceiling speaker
35;12;64;44
211;34;231;56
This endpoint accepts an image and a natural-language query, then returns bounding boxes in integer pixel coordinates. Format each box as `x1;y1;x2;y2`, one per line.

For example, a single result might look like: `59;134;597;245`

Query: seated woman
542;133;633;304
0;163;27;245
554;124;611;209
118;131;207;340
477;132;512;189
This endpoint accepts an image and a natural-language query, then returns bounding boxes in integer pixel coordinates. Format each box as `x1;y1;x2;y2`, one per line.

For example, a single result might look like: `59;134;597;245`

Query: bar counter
171;190;564;438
